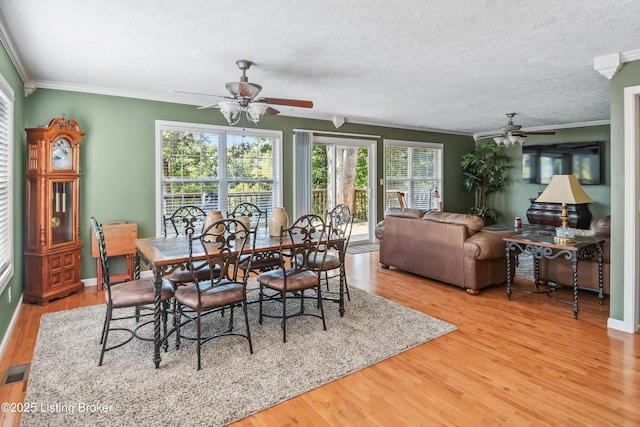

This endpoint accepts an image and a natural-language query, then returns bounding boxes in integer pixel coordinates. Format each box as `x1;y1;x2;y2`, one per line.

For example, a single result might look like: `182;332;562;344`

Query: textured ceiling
0;0;638;134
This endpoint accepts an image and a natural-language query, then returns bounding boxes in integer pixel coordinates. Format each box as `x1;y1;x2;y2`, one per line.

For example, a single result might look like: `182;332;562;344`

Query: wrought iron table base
505;239;604;319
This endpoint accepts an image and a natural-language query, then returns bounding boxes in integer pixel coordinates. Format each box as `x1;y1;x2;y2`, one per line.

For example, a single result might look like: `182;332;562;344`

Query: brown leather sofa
375;209;517;294
538;215;611;295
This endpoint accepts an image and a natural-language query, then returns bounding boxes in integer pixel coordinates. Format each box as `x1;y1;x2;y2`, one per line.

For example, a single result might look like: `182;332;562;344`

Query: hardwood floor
1;251;638;426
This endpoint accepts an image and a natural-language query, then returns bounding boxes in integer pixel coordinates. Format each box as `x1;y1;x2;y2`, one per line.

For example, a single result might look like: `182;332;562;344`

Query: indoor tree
460;141;512;223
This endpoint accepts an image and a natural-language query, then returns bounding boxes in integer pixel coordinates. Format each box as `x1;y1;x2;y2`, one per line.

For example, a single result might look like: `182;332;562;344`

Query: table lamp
535;174;593;244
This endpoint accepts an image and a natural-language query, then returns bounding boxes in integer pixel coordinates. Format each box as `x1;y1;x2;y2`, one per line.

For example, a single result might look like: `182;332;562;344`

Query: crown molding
0;9;35;96
34;81;611;136
594;49;640;79
34;80;473;135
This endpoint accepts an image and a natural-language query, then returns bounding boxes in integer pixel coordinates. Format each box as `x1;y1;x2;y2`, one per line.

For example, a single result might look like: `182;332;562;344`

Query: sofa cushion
423;211;485;235
591;215;610;236
464;230;512;260
384;207;426;219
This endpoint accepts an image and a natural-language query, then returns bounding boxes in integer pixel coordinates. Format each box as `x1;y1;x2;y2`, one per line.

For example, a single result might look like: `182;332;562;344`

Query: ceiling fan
473;113;556;146
176;60;313;125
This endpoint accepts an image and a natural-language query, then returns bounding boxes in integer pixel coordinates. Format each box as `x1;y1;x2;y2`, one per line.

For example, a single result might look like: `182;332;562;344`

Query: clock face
52;138;72;170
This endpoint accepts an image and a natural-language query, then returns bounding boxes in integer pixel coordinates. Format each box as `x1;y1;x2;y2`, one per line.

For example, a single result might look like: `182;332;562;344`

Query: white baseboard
607;317;639;333
0;294;23;360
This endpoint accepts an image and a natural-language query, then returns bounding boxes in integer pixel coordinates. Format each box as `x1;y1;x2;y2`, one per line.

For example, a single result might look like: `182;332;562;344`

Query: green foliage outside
163;130;274;196
312;145;368;189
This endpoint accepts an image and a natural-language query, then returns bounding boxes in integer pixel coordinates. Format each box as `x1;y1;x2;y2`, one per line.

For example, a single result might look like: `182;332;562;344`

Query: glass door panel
313;138;374;244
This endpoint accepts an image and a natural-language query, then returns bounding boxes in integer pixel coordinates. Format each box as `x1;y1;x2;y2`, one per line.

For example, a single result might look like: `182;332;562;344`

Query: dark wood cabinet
526;198;592;229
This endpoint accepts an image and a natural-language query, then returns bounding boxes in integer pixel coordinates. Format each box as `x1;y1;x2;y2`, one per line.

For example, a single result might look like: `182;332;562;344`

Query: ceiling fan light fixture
247;102;269;124
219;101;242;125
493;136;506;146
508;134;520;145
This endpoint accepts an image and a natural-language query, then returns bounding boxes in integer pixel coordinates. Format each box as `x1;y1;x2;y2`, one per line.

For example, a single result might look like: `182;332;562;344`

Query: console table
526;198;592;229
503;232;604;319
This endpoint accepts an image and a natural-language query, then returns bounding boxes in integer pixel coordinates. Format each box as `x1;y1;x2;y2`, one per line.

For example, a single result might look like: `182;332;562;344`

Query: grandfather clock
24;118;84;304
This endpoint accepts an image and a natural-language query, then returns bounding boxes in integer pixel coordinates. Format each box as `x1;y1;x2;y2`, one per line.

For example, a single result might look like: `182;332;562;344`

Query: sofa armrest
464;230;513;260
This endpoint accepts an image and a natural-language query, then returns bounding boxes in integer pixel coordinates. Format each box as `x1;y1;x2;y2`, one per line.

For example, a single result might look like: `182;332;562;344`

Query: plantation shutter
0;73;14;291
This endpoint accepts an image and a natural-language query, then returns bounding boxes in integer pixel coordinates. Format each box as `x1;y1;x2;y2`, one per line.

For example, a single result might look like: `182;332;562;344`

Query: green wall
492;125;611;223
609;59;640;321
24;89;474;281
0;46;25;346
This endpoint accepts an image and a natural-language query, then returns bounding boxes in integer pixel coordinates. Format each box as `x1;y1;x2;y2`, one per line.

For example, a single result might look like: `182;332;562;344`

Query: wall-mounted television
522;141;602;185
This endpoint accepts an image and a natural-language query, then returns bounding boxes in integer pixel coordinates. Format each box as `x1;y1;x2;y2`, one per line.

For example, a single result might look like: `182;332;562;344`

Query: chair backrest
189;219;250;288
326;203;354;249
163;205;207;237
285;214;327;275
227;202;267;231
91;217;113;293
397;192;406;209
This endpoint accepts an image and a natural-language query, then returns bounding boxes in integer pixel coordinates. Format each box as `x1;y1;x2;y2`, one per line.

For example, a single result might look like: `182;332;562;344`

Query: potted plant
460;141;512;224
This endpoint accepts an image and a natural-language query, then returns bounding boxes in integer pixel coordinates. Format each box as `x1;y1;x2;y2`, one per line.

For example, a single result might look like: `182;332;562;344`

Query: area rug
346;243;379;254
21;283;456;426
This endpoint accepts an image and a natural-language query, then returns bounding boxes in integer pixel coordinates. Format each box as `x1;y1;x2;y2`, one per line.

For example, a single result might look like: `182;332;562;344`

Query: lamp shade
535;174;594;204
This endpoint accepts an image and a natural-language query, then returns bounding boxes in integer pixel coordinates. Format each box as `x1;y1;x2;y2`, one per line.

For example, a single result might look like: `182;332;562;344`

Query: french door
313;136;376;244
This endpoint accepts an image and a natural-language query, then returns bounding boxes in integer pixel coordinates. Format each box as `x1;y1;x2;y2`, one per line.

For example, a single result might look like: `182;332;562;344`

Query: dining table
134;227;347;368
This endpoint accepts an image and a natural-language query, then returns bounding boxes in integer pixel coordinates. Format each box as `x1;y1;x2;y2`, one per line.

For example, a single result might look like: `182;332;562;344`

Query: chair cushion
174;281;245;310
166;263;217;286
239;254;282;271
108;279;174;308
297;253;341;270
256;268;319;292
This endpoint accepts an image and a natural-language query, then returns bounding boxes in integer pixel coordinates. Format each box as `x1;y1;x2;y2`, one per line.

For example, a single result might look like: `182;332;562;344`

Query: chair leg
99;305;109;345
317;285;327;331
281;290;287;343
342;268;351;301
242;301;253;354
196;309;202;371
227;305;235;332
175;304;183;350
98;306;112;366
258;283;264;325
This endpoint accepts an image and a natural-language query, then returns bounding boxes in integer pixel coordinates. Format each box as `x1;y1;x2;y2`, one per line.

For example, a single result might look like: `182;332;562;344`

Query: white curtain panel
293;131;313;218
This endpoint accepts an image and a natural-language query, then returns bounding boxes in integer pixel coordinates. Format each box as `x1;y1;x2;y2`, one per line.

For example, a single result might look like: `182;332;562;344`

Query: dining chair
257;214;328;343
91;217;174;366
174;218;253;370
227;202;281;281
316;203;353;300
162;205;216;288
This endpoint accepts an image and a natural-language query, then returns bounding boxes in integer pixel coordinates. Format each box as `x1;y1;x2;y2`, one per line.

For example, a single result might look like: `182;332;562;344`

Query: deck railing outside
164;189;370;220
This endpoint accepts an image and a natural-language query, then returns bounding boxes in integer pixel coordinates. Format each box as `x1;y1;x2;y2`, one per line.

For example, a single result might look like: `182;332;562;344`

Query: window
0;73;14;293
156;121;282;234
384;139;442;210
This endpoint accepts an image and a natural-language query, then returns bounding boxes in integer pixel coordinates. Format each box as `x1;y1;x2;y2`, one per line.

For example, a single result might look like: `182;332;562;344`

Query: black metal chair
174;219;253;370
227;202;281;281
91;217;174;366
322;204;354;300
163;205;215;288
256;214;328;343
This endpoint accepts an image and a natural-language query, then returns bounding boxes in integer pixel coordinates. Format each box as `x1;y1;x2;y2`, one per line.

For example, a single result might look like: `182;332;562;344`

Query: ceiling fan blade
473;132;503;142
172;90;230;99
524;131;556;135
265;106;280;116
262;97;313;108
196;103;220;110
